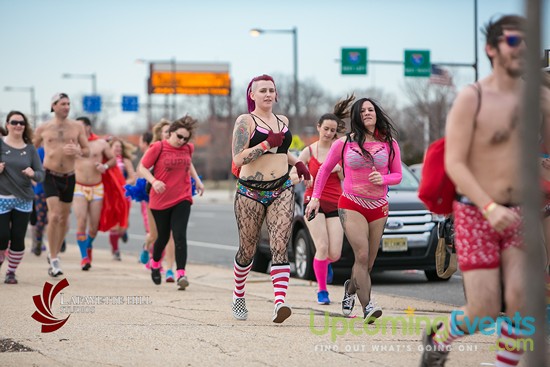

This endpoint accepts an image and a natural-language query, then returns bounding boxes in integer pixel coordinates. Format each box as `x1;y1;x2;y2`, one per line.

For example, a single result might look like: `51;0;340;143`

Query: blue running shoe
317;290;330;305
327;264;334;284
139;245;149;265
165;269;175;283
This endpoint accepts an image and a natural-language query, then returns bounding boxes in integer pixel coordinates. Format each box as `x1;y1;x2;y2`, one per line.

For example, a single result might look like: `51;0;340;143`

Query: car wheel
424;269;452;282
293;228;314;280
251;249;270;273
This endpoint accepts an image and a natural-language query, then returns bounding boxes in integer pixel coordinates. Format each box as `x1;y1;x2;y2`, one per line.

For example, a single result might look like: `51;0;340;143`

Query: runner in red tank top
294;95;353;305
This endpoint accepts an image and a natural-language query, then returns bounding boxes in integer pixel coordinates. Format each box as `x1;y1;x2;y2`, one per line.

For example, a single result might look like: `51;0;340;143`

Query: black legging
0;210;31;252
151;200;191;270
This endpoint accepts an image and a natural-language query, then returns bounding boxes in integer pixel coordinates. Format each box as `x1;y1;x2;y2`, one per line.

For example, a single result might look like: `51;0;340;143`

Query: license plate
382;237;408;252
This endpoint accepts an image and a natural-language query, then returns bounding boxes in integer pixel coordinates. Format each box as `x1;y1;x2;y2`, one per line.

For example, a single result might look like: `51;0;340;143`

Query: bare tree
400;79;456;163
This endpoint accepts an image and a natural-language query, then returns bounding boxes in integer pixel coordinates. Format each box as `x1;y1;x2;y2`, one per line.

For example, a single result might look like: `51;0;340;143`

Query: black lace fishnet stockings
234;187;295;265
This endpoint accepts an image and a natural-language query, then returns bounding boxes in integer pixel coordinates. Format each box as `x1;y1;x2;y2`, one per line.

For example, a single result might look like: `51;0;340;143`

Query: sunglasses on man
8;120;25;126
500;34;526;48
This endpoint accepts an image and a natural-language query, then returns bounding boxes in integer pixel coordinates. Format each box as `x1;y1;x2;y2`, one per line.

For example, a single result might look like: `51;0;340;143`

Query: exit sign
404;50;431;77
341;48;367;75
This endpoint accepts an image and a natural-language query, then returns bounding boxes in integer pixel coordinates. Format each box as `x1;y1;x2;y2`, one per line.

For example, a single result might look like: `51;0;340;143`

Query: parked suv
252;164;448;282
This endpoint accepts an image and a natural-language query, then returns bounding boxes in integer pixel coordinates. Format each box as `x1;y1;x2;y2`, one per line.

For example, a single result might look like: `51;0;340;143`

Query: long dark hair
349;98;398;164
317;94;354;137
5;110;33;144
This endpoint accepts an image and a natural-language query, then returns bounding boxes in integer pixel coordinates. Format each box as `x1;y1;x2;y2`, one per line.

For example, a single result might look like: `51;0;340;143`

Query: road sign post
122;96;139;112
341;48;367;75
404;50;431;77
83;95;101;113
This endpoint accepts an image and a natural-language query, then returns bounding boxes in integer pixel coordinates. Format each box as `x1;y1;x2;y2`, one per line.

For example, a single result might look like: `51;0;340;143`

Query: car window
390;163;419;191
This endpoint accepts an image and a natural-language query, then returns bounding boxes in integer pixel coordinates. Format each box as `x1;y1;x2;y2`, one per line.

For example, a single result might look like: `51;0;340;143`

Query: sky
1;0;548;133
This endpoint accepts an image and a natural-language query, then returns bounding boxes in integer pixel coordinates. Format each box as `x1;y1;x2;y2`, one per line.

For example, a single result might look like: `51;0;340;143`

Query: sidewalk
0;245;502;366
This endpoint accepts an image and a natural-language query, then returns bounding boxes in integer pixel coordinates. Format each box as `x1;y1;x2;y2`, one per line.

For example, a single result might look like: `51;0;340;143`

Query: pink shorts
453;202;524;271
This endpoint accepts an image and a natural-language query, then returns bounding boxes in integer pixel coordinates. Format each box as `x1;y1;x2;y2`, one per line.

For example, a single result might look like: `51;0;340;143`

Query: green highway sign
404;50;431;77
341;48;367;75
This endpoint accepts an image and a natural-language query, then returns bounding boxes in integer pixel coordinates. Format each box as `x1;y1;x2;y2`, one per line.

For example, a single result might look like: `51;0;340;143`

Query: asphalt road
57;200;466;306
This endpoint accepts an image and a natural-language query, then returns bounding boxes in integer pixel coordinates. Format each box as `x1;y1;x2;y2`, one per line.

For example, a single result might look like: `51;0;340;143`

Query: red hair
246;74;278;112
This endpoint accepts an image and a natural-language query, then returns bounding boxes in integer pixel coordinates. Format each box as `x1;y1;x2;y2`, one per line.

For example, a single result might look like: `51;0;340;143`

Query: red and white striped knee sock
433;315;463;348
271;263;290;305
233;258;253;301
495;320;525;367
7;249;24;274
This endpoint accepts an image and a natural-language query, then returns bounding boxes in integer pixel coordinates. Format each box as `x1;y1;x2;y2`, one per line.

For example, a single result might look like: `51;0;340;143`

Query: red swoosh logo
32;278;71;333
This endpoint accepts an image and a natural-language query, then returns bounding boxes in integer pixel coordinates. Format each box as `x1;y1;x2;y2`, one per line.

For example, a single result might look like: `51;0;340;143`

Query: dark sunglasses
175;133;189;141
501;35;526;48
8;120;25;126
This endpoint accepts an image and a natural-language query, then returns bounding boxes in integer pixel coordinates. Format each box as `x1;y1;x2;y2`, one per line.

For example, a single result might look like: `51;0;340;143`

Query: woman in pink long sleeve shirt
305;97;402;323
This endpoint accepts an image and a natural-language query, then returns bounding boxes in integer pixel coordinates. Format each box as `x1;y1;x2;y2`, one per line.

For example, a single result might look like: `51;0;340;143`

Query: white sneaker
272;302;292;323
177;276;189;290
48;258;63;277
364;300;382;324
48;267;64;277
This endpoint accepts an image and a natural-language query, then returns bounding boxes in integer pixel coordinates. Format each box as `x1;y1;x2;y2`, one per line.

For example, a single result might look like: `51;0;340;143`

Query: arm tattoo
233;118;249;156
242;148;263;165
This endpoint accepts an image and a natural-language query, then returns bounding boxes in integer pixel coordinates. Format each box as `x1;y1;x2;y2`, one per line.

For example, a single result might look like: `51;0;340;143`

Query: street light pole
4;86;37;127
62;72;98;120
292;27;298;118
473;0;479;81
91;73;97;95
172;57;177;120
250;27;299;120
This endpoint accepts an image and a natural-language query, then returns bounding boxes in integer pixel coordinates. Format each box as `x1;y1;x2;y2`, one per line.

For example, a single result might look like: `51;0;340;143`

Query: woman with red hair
230;74;310;323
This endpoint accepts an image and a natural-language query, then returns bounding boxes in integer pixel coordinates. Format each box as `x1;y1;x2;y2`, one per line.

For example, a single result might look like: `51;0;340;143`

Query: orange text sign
149;71;231;95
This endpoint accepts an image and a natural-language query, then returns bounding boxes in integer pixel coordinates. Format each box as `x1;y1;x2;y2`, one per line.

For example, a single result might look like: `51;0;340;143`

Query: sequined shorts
236;174;293;207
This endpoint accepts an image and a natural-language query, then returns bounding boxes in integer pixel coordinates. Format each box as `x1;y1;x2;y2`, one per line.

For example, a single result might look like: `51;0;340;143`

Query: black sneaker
113;251;121;261
5;271;17;284
32;241;42;256
419;324;450;366
151;267;161;285
342;279;356;317
61;240;66;253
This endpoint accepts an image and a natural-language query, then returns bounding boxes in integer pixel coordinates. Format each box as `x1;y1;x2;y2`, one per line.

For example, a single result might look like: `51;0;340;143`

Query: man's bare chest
477;98;521;146
42;126;79;144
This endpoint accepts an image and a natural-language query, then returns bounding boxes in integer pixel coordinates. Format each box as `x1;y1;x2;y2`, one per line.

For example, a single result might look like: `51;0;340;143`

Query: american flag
429;65;453;86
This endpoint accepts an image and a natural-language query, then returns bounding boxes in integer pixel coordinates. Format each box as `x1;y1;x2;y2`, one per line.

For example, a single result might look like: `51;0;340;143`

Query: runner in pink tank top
305;97;402;324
